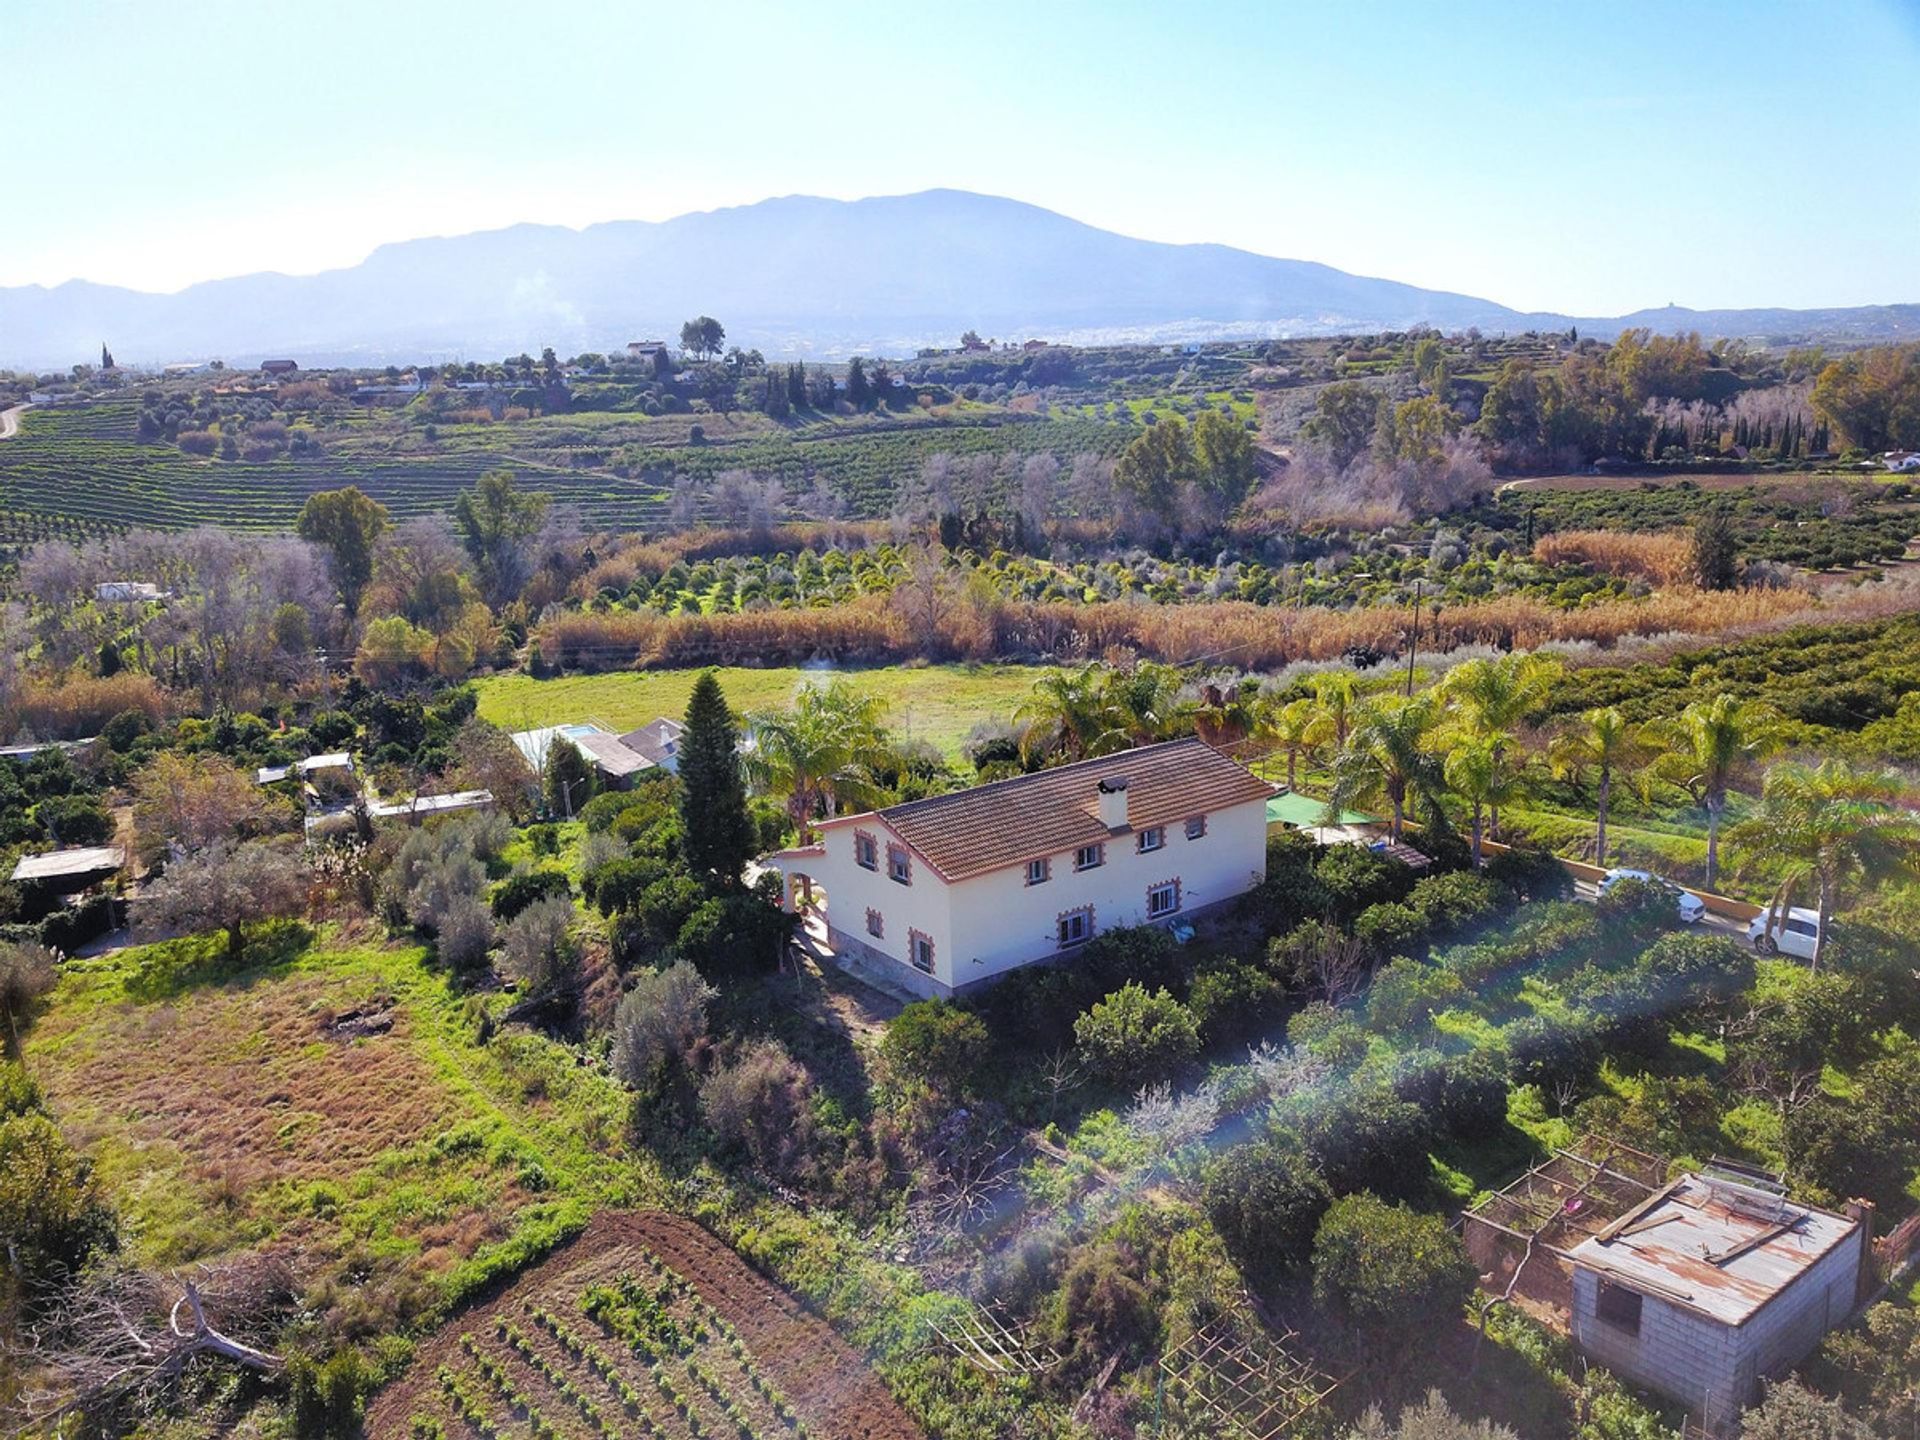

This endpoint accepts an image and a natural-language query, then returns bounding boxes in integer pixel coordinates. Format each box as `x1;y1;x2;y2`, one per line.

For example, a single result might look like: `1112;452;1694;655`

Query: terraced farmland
367;1211;924;1440
0;401;1132;531
0;402;671;532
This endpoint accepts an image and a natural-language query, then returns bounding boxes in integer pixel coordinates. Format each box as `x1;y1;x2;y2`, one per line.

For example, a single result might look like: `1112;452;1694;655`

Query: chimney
1096;776;1131;830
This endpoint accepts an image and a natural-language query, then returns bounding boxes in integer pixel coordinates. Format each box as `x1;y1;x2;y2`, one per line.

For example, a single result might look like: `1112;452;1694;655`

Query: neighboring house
626;341;670;363
762;738;1274;1000
1567;1168;1871;1434
509;719;682;791
1883;450;1920;473
94;581;167;603
260;359;299;375
368;789;495;823
255;752;356;786
619;717;685;773
12;845;125;889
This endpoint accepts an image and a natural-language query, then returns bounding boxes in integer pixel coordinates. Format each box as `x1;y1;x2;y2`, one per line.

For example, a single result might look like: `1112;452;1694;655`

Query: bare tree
138;839;309;960
7;1258;290;1431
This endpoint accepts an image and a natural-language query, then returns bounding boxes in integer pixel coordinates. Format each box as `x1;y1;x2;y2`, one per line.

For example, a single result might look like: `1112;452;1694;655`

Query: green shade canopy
1265;792;1377;829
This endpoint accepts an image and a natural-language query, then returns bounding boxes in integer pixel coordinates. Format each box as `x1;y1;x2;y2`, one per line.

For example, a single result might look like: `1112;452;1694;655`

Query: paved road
1569;877;1750;939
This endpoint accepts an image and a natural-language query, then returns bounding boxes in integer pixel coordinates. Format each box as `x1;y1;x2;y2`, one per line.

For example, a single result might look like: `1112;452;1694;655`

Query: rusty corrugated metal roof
1568;1174;1860;1327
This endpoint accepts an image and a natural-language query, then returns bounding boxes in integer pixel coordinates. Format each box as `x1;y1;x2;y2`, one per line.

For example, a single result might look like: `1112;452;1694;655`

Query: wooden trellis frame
1160;1317;1339;1440
932;1301;1063;1376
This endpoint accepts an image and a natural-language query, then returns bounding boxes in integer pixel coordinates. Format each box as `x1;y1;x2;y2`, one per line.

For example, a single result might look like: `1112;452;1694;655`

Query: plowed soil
366;1210;925;1440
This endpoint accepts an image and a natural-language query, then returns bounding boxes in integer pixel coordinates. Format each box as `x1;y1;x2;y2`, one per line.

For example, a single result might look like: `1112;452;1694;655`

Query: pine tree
679;672;755;888
544;736;597;818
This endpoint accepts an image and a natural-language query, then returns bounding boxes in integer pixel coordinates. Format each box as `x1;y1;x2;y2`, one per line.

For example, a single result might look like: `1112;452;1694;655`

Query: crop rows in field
615;415;1129;517
0;403;679;532
0;401;1132;532
367;1211;923;1440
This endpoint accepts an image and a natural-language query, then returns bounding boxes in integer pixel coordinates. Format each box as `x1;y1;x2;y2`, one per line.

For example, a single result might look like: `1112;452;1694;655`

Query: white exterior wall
774;795;1267;997
1571;1229;1867;1433
779;820;958;993
945;796;1270;987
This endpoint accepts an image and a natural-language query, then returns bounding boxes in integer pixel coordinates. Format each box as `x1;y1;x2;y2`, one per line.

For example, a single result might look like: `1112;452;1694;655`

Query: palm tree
1438;653;1562;836
744;677;888;845
1327;694;1447;843
1649;695;1779;891
1547;707;1652;867
1304;670;1360;753
1015;664;1126;764
1262;696;1318;791
1104;662;1191;746
1445;737;1530;867
1729;759;1920;970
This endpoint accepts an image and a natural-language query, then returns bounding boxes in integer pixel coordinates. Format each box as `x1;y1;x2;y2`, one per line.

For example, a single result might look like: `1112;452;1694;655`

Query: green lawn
475;663;1045;759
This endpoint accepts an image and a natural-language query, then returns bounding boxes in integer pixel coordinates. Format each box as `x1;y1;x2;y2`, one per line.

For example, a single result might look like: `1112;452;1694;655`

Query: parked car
1746;906;1821;959
1599;868;1706;923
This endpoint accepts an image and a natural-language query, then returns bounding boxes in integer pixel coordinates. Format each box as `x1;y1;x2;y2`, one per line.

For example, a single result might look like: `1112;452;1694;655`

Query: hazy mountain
2;190;1914;368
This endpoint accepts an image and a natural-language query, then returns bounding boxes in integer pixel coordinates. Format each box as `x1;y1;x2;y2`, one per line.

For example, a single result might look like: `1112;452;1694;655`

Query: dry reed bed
535;582;1883;674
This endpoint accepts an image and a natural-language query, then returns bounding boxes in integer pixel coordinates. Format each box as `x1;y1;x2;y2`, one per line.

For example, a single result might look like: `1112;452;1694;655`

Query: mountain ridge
3;189;1914;367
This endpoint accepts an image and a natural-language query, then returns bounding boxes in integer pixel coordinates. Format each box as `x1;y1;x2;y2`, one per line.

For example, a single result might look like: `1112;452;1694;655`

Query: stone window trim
1025;856;1051;886
1185;815;1208;840
908;927;935;974
1146;876;1182;918
853;828;880;871
1057;903;1095;949
865;907;884;939
887;842;913;886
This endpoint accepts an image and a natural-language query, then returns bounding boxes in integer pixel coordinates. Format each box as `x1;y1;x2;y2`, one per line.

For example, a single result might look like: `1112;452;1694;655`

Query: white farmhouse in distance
763;737;1274;1000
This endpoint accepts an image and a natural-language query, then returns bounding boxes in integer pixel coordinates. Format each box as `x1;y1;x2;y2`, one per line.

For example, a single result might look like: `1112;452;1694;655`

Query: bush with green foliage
882;999;991;1096
0;1110;117;1294
1073;983;1200;1086
1203;1140;1331;1293
1311;1192;1475;1341
489;866;570;921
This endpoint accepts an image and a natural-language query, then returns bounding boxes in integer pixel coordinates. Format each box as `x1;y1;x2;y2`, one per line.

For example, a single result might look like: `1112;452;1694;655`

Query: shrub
490;867;570;921
1189;961;1285;1046
0;1111;117;1290
1366;958;1465;1035
611;961;715;1087
33;794;114;852
0;941;57;1040
434;897;494;976
1203;1141;1330;1293
1293;1085;1434;1202
1594;875;1680;941
1482;845;1574;903
1073;983;1199;1086
1316;843;1414;920
881;999;991;1095
1311;1193;1475;1340
699;1038;817;1180
1354;901;1424;959
498;896;579;998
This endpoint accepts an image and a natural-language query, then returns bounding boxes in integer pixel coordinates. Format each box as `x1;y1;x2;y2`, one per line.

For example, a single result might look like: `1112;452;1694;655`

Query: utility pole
1404;579;1423;697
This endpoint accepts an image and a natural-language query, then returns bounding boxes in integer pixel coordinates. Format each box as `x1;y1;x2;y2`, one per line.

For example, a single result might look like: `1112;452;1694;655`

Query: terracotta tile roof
873;737;1274;882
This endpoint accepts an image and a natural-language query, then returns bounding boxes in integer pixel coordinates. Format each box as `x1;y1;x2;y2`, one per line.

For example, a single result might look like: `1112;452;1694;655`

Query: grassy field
28;927;645;1331
476;664;1045;758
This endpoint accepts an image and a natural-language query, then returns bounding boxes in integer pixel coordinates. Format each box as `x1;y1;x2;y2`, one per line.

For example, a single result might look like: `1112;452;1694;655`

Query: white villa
763;738;1275;999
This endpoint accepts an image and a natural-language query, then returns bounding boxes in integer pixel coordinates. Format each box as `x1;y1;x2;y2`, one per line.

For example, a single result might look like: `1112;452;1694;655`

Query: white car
1747;906;1821;960
1599;868;1706;924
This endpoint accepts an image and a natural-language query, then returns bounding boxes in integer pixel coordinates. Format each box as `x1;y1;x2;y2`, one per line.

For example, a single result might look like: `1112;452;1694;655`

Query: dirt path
0;403;28;439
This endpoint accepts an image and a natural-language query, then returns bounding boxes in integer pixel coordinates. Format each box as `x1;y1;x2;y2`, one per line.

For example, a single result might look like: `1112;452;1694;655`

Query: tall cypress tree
788;359;806;408
679;671;754;888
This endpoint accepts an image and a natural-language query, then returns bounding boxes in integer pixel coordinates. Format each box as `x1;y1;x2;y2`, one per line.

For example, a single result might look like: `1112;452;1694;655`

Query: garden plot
368;1211;925;1440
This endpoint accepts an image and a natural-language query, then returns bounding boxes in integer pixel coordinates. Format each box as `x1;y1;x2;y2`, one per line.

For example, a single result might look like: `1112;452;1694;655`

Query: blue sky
8;0;1918;314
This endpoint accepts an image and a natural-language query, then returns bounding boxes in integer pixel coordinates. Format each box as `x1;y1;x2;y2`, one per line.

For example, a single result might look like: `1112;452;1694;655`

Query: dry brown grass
535;583;1843;674
14;672;171;739
1533;529;1695;586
